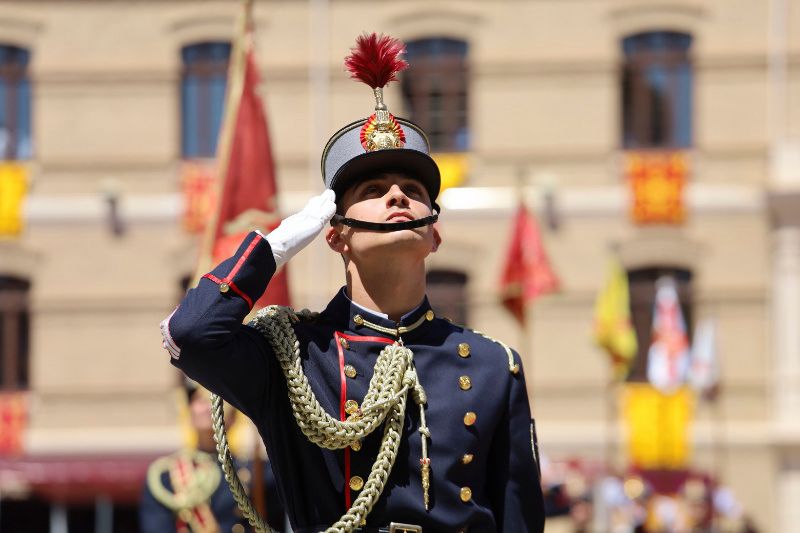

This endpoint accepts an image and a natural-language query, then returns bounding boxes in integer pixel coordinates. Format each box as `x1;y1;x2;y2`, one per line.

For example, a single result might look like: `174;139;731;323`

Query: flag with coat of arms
646;276;691;393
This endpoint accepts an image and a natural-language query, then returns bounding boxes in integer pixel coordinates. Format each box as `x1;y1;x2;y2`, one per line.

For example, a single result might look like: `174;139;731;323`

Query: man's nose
385;184;410;207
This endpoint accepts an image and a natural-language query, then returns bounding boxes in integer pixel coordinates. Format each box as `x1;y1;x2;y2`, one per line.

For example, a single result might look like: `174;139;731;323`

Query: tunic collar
323;287;436;339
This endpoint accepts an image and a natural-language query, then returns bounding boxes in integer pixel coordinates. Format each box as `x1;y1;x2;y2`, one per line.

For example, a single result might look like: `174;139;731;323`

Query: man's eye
405;186;423;197
363;185;380;195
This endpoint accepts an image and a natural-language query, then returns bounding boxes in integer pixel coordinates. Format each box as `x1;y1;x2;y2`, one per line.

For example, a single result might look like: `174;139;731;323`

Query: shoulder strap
447;319;520;375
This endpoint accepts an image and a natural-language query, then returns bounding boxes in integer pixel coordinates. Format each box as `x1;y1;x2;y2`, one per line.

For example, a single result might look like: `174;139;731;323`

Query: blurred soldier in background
139;378;284;533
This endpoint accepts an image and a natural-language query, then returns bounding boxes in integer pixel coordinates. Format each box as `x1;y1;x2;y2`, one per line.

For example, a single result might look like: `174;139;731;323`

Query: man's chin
354;230;432;254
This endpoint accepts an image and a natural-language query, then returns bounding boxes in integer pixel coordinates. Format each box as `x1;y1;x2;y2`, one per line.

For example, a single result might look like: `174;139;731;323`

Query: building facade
0;0;798;531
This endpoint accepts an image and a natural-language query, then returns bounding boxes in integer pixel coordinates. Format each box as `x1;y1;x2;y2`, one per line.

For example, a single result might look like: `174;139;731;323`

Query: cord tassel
411;365;431;511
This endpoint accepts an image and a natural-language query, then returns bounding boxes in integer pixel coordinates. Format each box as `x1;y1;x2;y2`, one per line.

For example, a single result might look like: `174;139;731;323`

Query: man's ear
326;226;347;254
431;224;442;253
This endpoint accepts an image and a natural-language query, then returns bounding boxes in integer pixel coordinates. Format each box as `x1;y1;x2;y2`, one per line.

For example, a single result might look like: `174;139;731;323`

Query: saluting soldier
160;33;545;533
139;379;285;533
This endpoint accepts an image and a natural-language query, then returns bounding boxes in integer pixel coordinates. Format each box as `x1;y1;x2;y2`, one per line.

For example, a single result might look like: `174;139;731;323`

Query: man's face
328;172;441;260
189;392;213;431
189;391;234;432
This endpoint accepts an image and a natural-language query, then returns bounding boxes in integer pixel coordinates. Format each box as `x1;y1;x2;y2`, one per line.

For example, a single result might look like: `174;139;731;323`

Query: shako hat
321;34;441;209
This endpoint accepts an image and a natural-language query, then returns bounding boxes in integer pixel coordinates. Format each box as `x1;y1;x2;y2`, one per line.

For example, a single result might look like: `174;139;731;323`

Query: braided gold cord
211;393;271;532
211;305;429;533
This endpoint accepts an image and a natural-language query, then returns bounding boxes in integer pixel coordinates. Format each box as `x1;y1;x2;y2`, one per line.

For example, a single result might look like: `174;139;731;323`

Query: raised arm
160;190;336;419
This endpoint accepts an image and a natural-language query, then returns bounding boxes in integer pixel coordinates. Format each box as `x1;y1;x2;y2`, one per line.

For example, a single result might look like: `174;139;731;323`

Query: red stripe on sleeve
201;273;254;309
225;234;261;281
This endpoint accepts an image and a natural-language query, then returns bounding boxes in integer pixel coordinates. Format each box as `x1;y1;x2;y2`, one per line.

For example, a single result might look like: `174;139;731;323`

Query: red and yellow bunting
0;392;28;457
181;161;217;234
626;151;688;225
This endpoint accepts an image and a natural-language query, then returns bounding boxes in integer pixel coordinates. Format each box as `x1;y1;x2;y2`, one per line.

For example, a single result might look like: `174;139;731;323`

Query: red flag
499;203;560;324
197;11;289;308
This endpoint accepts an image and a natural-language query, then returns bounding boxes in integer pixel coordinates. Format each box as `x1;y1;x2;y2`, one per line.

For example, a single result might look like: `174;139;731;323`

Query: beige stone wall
1;0;798;530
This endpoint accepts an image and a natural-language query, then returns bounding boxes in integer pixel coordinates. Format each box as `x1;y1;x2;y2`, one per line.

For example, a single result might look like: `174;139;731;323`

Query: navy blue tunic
163;232;545;532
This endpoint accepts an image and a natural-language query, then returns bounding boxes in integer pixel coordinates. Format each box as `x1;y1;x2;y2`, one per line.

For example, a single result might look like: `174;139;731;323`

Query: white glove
265;189;337;269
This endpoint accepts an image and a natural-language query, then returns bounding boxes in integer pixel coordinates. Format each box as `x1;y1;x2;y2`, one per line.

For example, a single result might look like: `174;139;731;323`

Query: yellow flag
0;163;28;237
593;258;638;380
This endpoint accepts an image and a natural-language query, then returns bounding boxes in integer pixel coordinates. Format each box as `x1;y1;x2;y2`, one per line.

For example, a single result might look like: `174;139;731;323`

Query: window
0;276;30;390
0;45;32;160
401;38;469;152
426;270;468;326
621;31;693;149
181;42;231;159
627;267;693;381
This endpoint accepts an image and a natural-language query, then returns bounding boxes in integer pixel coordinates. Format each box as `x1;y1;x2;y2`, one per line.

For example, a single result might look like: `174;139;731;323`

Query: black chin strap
331;213;438;232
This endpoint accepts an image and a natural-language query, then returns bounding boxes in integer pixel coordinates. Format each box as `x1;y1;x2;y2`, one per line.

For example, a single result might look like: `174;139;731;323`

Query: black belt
300;523;421;533
355;525;422;533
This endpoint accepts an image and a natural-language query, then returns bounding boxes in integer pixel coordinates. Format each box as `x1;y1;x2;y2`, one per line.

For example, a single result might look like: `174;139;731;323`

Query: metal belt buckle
389;523;422;533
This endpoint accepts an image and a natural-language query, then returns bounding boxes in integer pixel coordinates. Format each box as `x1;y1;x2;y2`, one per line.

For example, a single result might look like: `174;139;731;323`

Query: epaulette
444;318;520;375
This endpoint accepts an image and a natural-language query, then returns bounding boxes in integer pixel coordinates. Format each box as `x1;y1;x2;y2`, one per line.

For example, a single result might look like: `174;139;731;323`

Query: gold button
345;399;360;415
353;314;364;325
460;486;472;502
463;411;477;426
458;343;471;358
339;337;350;349
464;411;478;426
219;282;230;293
459;376;472;390
351;440;362;451
425;310;435;321
349;475;364;491
462;453;474;465
232;525;245;533
344;365;357;378
511;363;520;375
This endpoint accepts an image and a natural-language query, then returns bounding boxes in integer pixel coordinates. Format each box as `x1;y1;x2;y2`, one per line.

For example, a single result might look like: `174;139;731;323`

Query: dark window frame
0;44;32;160
180;42;231;159
621;31;693;149
426;269;469;326
626;267;693;382
0;276;31;391
401;38;469;153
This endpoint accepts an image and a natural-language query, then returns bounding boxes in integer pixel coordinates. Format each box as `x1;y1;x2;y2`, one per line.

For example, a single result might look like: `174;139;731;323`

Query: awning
0;453;165;504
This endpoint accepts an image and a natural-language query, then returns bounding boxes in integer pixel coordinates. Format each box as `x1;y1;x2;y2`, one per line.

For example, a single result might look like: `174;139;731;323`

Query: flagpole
605;242;620;479
193;0;253;283
515;168;535;404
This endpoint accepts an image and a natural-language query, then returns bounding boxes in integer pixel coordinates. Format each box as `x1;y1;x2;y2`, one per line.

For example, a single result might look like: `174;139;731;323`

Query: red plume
344;33;408;89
